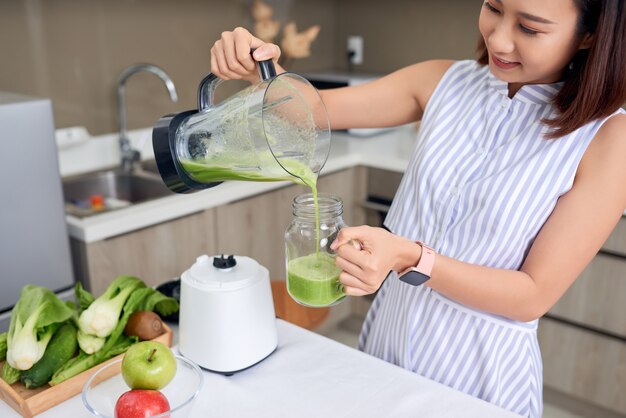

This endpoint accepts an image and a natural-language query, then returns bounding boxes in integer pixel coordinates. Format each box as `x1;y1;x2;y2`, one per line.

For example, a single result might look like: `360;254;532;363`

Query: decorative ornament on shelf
252;0;280;42
250;0;321;69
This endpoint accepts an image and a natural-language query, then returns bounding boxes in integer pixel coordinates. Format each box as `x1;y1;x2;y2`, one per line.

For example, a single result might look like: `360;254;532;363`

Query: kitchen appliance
152;59;330;194
304;71;390;136
178;254;278;374
0;92;75;332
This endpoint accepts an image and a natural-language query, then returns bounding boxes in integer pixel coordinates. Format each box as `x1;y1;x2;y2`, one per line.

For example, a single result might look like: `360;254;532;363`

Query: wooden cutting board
0;324;172;418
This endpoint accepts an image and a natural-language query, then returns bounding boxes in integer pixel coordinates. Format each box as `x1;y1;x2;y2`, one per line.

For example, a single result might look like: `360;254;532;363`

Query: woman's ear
578;33;593;50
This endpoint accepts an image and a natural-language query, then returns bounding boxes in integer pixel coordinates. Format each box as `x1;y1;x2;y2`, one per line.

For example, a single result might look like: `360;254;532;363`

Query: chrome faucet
117;63;178;171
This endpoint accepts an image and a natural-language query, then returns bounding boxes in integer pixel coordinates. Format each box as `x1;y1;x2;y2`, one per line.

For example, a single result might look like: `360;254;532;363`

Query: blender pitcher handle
196;58;277;111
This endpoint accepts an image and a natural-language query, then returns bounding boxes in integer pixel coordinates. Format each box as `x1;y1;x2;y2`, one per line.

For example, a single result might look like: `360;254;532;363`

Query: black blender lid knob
213;254;237;269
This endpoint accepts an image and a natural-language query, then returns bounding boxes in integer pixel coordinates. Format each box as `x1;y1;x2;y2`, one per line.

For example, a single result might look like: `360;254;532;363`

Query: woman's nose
488;21;515;55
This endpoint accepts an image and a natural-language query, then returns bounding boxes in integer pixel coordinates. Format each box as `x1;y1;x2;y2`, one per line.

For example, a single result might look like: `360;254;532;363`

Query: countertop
64;125;418;243
0;320;519;418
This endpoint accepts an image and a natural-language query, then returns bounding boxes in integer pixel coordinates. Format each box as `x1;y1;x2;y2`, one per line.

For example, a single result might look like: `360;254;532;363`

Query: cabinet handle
543;313;626;343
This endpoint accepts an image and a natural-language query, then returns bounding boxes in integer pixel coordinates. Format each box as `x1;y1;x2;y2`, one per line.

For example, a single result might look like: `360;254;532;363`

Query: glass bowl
82;355;203;418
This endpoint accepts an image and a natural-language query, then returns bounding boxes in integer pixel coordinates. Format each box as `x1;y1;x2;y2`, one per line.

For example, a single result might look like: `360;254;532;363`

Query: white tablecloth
1;320;519;418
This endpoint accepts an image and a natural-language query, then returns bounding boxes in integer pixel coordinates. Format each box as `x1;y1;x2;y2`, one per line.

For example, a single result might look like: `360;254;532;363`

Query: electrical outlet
347;35;364;65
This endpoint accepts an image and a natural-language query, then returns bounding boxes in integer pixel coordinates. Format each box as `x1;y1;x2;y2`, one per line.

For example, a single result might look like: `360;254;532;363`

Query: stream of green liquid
181;155;343;307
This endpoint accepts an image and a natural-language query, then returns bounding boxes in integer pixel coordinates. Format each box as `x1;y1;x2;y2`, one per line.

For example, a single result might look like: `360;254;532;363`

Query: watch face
398;270;430;286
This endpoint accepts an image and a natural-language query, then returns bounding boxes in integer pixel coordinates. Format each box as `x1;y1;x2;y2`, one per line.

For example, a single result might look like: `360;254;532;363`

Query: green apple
121;341;176;390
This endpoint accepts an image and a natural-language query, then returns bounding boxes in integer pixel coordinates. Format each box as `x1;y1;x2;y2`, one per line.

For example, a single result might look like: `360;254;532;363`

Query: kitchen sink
62;169;172;217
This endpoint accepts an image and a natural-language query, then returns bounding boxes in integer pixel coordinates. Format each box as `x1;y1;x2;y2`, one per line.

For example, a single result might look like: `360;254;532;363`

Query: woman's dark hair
476;0;626;139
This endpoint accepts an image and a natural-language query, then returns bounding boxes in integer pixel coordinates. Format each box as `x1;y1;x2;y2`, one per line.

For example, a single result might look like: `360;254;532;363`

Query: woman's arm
332;113;626;322
210;27;452;129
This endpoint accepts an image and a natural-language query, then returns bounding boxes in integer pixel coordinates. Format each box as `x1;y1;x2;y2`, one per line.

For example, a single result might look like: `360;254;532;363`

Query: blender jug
153;59;330;193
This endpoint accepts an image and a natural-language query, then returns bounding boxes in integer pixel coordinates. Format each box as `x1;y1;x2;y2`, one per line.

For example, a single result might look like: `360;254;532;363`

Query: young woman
210;1;626;416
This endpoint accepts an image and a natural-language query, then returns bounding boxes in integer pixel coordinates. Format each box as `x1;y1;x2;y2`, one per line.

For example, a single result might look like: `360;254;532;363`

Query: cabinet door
538;318;626;415
215;168;367;280
549;253;626;337
73;209;217;295
603;217;626;256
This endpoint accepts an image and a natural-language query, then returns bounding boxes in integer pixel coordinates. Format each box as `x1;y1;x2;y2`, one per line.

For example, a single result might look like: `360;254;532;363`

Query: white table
1;320;519;418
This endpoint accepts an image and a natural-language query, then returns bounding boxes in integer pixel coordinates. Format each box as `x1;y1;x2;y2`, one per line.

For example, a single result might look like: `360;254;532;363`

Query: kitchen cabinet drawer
549;253;626;337
538;318;626;415
71;209;217;295
602;216;626;256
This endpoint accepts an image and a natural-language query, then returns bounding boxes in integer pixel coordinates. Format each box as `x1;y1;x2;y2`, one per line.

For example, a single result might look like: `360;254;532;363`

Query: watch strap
398;242;436;286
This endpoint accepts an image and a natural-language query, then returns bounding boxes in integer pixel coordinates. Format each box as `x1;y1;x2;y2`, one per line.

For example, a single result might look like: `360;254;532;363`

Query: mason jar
285;193;346;307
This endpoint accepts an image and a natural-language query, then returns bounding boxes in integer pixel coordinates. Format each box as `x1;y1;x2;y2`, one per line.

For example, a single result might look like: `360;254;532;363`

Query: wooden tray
0;324;172;418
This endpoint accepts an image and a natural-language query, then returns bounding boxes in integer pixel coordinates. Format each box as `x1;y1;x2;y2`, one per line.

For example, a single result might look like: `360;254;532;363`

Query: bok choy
78;276;144;339
5;285;74;371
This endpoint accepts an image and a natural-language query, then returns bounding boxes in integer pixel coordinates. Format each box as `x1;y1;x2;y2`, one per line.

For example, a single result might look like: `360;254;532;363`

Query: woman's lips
492;55;520;70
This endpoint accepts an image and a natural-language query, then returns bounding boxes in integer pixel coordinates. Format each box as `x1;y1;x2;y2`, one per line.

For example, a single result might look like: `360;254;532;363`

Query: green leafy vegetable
77;329;105;354
50;285;177;385
0;332;7;361
6;285;74;371
78;276;144;338
2;362;20;384
74;282;95;312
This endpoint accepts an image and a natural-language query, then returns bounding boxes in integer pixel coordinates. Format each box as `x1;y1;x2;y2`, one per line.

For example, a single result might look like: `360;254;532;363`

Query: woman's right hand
210;27;282;82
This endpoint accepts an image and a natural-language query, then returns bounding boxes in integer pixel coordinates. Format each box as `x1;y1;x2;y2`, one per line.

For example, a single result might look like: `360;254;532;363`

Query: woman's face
479;0;588;88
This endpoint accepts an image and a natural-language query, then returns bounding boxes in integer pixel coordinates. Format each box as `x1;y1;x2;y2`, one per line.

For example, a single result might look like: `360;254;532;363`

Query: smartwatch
398;241;436;286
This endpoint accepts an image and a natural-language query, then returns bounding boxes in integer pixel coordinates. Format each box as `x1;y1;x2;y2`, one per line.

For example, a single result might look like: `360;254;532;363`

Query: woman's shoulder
592;111;626;156
411;59;488;114
586;111;626;153
410;59;484;111
577;111;626;205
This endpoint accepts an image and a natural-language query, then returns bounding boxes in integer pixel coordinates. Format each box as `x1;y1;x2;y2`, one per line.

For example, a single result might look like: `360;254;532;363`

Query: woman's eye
484;2;500;13
519;24;539;35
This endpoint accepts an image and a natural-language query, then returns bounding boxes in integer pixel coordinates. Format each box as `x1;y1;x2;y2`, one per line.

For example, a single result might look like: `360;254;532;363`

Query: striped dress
358;60;625;417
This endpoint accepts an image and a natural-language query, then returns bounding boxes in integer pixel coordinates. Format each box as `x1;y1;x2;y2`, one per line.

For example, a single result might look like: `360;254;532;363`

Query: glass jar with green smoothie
285;193;346;308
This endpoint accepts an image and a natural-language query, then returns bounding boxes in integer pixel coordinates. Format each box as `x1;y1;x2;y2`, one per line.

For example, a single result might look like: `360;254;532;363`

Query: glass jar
285;193;346;307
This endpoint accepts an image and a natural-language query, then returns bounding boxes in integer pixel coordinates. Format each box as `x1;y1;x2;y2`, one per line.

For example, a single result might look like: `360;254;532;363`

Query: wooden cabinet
548;253;626;338
72;167;367;293
538;318;626;415
71;209;217;295
603;217;626;256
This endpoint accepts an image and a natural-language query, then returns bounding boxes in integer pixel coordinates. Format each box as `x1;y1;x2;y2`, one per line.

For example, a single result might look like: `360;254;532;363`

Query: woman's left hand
330;225;421;296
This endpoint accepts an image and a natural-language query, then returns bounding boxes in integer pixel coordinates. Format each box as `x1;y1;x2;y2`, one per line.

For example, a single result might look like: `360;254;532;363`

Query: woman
211;0;626;416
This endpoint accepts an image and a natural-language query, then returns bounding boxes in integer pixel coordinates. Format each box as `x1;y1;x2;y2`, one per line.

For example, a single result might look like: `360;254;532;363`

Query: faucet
117;63;178;171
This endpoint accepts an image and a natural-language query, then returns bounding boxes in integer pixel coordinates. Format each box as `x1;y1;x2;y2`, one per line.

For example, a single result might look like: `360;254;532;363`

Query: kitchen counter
0;320;519;418
61;124;626;243
63;125;419;243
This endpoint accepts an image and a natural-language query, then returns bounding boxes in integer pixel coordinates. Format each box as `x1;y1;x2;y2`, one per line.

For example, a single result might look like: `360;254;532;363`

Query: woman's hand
210;27;282;82
330;225;422;296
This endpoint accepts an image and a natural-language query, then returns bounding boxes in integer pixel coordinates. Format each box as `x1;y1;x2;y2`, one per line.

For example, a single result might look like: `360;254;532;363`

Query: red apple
114;389;170;418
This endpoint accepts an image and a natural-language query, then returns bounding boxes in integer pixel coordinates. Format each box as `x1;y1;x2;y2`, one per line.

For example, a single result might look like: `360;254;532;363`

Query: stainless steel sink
62;169;171;217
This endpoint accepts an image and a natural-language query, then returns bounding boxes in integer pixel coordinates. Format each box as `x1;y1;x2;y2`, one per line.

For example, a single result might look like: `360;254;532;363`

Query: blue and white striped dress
359;60;625;417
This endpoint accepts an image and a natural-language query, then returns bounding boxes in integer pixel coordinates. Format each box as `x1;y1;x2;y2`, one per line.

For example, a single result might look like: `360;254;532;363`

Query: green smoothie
180;153;316;186
287;252;344;307
181;154;321;251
